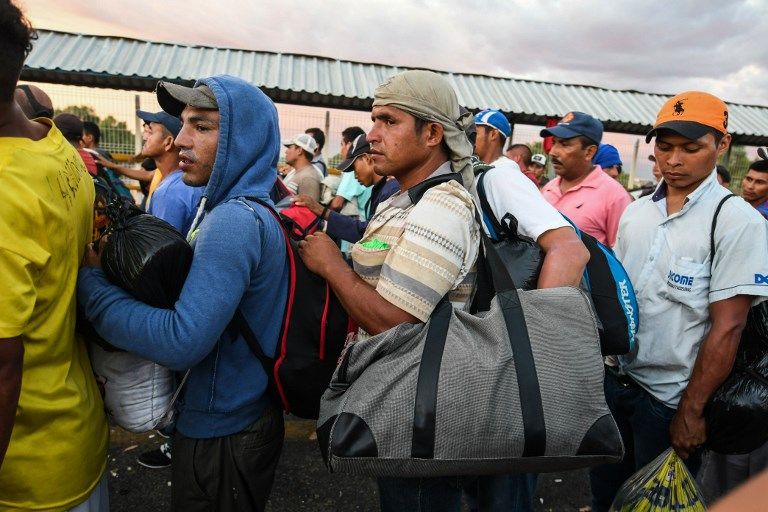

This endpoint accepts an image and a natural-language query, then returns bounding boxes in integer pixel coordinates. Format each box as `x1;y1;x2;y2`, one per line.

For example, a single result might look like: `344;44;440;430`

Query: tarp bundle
101;210;193;308
88;201;193;432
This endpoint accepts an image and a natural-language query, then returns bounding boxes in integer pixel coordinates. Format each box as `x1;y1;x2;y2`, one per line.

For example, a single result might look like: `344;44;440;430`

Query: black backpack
234;197;351;420
565;218;639;356
474;168;638;356
234;173;466;418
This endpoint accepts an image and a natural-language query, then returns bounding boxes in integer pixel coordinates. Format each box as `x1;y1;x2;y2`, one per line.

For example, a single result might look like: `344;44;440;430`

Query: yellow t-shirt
145;168;162;209
0;120;109;511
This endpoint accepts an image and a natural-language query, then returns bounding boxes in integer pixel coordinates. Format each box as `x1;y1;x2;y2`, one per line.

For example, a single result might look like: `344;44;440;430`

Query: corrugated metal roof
22;30;768;144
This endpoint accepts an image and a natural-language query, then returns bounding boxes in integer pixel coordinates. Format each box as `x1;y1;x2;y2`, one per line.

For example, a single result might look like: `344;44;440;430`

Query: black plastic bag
706;301;768;454
77;180;141;351
471;168;543;313
101;213;193;309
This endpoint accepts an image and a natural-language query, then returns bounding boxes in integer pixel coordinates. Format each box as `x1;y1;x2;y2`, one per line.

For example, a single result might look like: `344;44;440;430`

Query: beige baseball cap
282;133;318;155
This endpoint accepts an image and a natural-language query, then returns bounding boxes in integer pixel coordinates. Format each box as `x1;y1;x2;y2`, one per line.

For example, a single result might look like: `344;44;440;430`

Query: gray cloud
21;0;768;105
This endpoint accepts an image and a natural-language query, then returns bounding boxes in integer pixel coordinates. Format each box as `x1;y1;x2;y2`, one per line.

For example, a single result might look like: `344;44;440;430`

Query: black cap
53;113;84;142
339;134;371;172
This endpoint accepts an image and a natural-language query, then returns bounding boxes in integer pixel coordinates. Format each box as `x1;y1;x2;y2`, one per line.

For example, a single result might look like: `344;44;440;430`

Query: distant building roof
22;30;768;145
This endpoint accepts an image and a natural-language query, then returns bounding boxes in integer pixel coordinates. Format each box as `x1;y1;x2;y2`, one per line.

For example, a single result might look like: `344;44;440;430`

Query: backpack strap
710;194;736;259
476;170;504;240
407;172;463;205
229;196;289;390
233;309;274;369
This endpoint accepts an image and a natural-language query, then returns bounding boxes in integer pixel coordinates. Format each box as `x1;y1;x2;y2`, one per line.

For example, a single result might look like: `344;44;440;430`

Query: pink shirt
541;166;631;247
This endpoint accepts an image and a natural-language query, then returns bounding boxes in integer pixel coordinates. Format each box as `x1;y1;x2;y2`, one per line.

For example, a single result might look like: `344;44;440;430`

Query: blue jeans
378;473;537;512
378;476;465;512
589;370;702;512
465;473;538;512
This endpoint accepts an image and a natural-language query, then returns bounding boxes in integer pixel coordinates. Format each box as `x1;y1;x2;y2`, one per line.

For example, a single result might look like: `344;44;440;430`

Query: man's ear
584;144;598;160
163;135;175;152
717;133;732;157
425;122;445;148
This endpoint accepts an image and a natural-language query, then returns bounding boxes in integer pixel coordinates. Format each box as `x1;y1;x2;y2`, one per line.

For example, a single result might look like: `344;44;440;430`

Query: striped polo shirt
351;163;479;338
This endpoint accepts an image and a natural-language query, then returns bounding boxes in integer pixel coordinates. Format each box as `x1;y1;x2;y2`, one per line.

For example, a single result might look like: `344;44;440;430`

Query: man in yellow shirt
0;2;109;510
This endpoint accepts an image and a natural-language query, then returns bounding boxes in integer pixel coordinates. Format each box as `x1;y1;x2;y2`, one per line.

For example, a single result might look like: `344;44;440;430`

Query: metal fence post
324;110;330;159
134;94;142;156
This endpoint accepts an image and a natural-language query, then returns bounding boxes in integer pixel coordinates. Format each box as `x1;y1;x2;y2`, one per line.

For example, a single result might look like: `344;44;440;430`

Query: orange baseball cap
646;91;729;142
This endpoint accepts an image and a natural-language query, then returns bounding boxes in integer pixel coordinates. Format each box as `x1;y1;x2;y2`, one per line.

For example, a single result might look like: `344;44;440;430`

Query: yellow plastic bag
610;448;706;511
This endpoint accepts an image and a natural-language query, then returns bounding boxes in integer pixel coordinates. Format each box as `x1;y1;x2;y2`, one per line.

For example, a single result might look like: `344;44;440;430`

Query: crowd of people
2;1;768;511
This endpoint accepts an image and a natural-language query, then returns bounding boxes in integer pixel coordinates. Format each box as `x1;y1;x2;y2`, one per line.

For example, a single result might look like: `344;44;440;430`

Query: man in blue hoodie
78;75;288;512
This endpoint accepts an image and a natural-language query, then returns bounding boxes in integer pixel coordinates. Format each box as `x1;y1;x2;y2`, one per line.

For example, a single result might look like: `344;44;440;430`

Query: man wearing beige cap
282;132;321;200
589;92;768;511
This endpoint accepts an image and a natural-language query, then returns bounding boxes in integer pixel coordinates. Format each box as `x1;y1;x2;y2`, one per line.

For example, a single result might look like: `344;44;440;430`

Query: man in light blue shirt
138;110;202;236
590;92;768;511
133;109;202;469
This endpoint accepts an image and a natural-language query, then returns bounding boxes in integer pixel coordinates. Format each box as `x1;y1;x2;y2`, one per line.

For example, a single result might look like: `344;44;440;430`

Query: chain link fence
25;81;761;195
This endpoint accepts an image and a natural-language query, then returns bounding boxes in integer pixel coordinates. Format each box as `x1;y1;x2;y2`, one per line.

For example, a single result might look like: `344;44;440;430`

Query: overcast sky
18;0;768;106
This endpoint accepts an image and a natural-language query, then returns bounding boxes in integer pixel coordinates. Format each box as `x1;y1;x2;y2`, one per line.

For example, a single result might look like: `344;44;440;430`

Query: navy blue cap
540;111;603;145
593;144;622;169
136;110;181;138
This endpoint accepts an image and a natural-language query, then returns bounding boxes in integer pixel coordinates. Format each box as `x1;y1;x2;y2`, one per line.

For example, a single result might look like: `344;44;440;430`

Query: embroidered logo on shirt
667;271;694;291
756;273;768;285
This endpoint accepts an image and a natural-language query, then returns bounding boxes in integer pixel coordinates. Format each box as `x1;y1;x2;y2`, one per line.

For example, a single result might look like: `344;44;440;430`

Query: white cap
282;133;318;155
531;154;547;166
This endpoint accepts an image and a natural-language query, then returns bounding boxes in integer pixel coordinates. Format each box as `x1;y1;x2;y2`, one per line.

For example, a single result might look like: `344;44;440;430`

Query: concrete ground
108;417;593;511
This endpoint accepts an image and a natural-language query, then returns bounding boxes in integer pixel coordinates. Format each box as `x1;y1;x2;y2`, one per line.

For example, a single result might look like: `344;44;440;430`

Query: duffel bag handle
412;233;547;460
480;235;547;457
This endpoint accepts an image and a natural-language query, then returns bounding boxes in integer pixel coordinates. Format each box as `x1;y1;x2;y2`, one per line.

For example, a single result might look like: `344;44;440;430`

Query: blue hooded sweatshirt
78;75;288;438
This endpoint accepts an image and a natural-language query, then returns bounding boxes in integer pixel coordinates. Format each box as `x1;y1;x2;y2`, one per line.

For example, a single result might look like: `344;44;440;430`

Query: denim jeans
465;473;538;512
378;476;466;512
589;370;702;512
378;473;537;512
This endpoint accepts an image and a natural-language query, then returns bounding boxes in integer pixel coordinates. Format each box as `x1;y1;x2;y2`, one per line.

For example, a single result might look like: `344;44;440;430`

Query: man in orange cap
589;91;768;511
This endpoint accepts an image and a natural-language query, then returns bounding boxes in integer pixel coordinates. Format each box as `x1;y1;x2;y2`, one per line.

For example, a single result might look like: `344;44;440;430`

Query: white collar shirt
471;156;570;241
614;169;768;407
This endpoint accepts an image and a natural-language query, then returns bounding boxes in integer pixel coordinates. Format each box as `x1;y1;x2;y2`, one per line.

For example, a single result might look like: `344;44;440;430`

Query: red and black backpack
234;196;352;419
